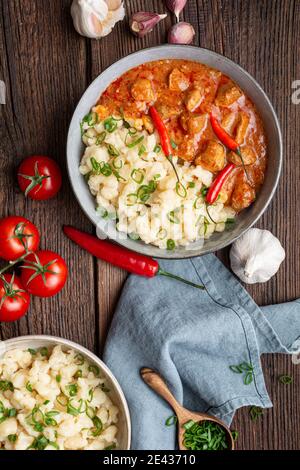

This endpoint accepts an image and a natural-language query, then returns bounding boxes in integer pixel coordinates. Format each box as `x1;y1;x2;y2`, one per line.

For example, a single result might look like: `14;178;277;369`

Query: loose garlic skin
71;0;125;39
230;228;286;284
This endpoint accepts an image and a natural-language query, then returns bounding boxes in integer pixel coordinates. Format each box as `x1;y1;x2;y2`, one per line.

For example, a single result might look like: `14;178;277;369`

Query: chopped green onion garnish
28;348;37;355
229;362;254;385
96;206;109;219
249;406;263;421
167;210;180;224
104;117;118;133
278;374;293;385
183;420;195;430
126;193;138;206
225;218;235;228
40;347;48;357
201;186;209;197
56;395;68;407
96;131;106;145
105;444;116;450
165;415;178;426
112;157;123;170
26;382;33;392
87;389;94;403
167;239;175;251
86;406;96;419
67;399;85;417
8;434;17;443
88;365;100;377
67;384;78;397
74;370;82;379
107;144;120;157
100;162;113;176
0;381;14;392
91;416;103;437
128;232;140;241
56;375;61;383
188;182;196;188
126;135;144;148
74;354;84;366
182;420;228;451
28;434;49;451
131;169;144;184
138;144;146;156
170;139;178;149
157;228;167;240
153;144;161;153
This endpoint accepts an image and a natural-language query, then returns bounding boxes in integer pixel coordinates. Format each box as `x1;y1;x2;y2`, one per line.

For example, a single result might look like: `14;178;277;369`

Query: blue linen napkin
103;254;300;450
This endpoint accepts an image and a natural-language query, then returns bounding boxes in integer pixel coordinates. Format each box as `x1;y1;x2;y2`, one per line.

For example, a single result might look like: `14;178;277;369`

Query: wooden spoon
140;367;234;451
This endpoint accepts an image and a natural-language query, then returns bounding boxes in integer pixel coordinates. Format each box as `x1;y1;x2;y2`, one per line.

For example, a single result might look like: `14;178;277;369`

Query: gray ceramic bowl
0;335;131;450
67;45;282;259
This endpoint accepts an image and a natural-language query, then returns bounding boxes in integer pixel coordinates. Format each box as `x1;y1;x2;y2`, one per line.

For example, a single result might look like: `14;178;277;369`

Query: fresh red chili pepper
63;226;204;290
206;163;235;205
210;113;241;153
210;113;250;181
149;106;173;157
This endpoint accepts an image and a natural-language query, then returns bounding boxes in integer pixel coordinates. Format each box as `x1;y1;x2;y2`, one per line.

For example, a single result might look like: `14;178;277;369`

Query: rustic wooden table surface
0;0;299;450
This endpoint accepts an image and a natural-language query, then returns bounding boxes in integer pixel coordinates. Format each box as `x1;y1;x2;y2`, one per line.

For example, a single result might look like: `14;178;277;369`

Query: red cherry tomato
0;216;40;261
21;250;68;298
0;274;30;322
18;155;62;200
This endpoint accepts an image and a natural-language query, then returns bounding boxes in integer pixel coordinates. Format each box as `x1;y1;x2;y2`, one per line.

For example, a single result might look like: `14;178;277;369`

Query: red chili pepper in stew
149;106;180;182
63;226;204;290
206;163;235;205
149;106;173;157
210;113;241;154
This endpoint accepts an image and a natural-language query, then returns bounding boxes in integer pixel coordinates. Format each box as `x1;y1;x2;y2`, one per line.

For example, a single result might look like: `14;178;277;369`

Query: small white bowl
0;335;131;450
67;45;282;259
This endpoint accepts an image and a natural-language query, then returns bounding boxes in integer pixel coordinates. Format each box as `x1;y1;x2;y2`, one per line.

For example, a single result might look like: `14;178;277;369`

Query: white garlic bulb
230;228;285;284
71;0;125;39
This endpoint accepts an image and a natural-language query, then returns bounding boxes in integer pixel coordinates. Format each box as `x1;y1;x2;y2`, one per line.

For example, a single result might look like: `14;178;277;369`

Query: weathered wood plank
0;0;96;350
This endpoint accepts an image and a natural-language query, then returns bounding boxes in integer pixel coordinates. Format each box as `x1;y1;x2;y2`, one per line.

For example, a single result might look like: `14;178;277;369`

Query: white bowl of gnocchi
0;336;131;450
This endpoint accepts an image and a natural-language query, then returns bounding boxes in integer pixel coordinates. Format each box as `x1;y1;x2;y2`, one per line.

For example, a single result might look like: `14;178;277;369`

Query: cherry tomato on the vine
0;216;40;261
0;274;30;322
21;250;68;298
18;155;62;200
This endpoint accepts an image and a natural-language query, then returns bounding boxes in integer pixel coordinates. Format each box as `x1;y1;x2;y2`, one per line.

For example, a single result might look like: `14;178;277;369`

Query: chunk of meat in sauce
131;78;156;102
185;88;204;112
215;82;243;107
195;140;226;172
178;135;197;162
93;104;109;121
142;115;154;133
235;112;250;144
187;114;208;135
221;112;239;134
228;146;257;166
169;68;190;92
231;176;256;212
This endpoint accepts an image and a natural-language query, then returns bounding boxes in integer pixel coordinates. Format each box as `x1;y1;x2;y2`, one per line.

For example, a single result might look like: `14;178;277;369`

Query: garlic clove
130;12;167;38
100;2;125;37
71;0;125;39
230;228;286;284
168;22;195;45
166;0;187;22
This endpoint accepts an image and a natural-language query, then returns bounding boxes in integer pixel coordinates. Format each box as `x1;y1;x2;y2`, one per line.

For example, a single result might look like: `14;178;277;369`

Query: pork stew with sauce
94;60;266;213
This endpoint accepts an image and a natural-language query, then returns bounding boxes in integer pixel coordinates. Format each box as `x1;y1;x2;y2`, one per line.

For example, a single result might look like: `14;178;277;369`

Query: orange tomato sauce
96;59;267;212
